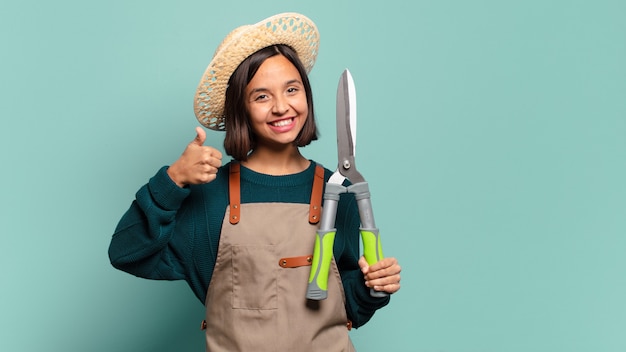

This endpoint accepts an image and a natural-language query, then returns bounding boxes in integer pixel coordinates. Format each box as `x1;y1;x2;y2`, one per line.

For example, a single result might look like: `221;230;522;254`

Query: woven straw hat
193;13;320;131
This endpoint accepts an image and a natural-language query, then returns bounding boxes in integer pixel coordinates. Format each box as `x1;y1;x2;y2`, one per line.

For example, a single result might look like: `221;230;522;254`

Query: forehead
249;55;302;86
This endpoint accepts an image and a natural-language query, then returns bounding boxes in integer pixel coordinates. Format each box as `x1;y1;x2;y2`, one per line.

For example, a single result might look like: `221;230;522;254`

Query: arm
108;167;191;279
109;127;223;280
334;193;392;328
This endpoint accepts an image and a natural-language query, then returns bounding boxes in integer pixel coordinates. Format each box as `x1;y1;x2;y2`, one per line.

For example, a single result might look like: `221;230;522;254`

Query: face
244;54;308;148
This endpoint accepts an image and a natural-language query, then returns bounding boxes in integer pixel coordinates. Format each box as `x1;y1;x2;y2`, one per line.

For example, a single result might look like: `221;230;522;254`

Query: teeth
272;119;292;127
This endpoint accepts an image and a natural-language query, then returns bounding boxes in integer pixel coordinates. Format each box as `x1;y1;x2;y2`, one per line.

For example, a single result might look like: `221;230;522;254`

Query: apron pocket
232;244;278;310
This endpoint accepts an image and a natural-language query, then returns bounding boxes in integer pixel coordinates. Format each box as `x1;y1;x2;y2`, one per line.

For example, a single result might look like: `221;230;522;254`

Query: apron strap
228;162;325;225
309;164;324;224
229;162;241;224
278;254;313;268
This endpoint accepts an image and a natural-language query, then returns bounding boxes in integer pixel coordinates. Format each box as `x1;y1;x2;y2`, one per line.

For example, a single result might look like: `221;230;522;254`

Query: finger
374;282;401;294
367;257;398;273
366;270;401;284
197;171;219;184
358;256;369;274
192;126;206;146
201;158;221;174
368;266;401;281
366;273;401;290
200;148;223;167
211;147;223;161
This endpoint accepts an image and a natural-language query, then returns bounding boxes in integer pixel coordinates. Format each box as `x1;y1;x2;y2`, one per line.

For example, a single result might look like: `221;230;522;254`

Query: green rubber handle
307;182;343;301
361;228;383;265
306;229;336;300
361;227;388;298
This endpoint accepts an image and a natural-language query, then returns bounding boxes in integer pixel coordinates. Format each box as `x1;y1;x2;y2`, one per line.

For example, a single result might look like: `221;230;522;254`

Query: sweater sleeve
335;193;390;329
108;166;191;280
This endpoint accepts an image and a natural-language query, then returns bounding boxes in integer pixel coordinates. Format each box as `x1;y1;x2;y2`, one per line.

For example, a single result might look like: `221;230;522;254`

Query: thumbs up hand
167;127;223;187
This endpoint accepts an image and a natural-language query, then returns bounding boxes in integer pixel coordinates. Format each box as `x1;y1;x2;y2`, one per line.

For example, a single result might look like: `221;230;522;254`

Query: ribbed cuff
147;166;191;210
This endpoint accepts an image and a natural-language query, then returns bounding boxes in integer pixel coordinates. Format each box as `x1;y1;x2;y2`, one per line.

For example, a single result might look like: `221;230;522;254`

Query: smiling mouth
270;118;294;127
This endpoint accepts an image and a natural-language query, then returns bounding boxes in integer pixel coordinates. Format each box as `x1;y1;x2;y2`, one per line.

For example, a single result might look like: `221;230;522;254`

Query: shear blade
335;69;363;183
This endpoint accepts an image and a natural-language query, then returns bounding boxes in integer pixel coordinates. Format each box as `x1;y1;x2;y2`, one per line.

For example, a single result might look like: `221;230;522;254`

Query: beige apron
201;162;355;352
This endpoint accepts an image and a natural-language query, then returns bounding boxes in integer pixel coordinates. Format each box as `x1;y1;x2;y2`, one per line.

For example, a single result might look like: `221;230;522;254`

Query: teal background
1;0;625;351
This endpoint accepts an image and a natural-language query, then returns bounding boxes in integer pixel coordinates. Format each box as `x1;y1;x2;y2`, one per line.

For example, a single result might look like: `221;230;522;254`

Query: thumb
358;256;370;274
191;126;206;146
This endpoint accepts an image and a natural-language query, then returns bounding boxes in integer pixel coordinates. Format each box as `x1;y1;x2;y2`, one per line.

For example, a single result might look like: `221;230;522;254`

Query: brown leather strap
229;162;241;224
278;255;313;268
309;164;324;224
229;163;323;225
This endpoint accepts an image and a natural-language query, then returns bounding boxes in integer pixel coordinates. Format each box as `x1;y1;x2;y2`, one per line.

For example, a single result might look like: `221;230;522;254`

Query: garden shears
306;69;387;300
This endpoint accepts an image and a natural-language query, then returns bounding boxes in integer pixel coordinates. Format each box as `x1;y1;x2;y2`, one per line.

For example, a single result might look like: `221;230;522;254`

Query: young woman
109;13;401;351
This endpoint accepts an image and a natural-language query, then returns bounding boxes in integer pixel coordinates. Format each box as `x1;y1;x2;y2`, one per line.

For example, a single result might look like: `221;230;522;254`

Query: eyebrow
284;79;303;86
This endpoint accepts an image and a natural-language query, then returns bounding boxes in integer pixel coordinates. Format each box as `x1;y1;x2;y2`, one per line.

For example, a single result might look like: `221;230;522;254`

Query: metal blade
335;69;364;183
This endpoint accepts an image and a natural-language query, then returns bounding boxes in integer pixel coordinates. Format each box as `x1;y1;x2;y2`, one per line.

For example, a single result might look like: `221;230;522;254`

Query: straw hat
193;12;320;131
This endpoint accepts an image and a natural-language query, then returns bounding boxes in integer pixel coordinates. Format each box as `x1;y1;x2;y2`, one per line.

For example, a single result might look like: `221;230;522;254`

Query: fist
167;127;223;187
359;256;401;294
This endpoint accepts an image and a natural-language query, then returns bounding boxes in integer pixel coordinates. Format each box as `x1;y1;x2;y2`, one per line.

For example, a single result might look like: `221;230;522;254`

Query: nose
272;96;289;115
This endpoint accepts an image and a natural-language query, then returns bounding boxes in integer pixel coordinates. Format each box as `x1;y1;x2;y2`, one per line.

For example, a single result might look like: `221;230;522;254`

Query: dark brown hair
223;44;318;161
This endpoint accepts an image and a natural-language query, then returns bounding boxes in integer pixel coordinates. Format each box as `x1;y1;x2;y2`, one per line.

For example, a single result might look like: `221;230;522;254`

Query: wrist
166;165;186;188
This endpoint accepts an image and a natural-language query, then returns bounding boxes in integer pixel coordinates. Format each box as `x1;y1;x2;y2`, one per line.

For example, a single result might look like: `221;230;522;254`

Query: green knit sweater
108;160;389;328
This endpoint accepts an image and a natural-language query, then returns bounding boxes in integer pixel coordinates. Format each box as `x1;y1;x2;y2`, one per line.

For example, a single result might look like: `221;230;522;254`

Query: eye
286;87;299;94
254;94;269;101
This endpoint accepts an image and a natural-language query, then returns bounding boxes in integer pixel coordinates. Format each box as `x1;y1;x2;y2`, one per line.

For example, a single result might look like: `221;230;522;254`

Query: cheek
247;105;268;123
297;98;309;116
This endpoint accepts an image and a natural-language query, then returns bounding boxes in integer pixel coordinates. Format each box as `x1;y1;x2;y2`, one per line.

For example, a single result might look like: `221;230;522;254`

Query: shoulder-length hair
223;44;318;161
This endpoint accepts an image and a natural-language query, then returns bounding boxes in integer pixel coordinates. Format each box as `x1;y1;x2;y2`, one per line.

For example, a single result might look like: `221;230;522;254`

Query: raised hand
167;127;223;187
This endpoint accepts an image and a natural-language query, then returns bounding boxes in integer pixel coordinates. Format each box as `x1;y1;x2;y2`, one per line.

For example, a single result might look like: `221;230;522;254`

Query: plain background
1;0;625;351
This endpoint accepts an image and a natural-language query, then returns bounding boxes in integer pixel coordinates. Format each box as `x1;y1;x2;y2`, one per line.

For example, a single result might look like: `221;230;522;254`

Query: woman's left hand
359;256;402;294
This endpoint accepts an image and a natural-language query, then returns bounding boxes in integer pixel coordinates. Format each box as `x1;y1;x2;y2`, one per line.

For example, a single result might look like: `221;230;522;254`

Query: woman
109;12;401;351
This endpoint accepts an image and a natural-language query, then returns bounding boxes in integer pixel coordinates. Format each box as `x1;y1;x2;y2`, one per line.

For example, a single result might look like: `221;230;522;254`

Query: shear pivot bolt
342;160;351;169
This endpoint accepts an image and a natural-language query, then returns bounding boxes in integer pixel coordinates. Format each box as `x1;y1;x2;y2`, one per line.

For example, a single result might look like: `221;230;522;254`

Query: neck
242;146;310;175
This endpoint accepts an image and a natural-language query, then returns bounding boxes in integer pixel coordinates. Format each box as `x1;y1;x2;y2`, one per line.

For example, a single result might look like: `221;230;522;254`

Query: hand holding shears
306;69;400;300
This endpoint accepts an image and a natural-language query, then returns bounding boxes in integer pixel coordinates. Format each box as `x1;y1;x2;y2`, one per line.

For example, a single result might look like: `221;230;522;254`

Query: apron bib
202;163;355;352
